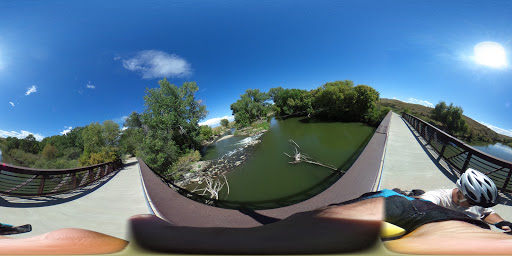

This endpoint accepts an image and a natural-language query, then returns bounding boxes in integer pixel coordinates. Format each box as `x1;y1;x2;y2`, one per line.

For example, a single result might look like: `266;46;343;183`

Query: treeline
231;80;388;127
1;78;389;182
0;120;129;169
379;98;512;146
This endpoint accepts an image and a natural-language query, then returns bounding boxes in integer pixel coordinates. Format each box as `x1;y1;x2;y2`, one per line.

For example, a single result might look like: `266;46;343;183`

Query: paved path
380;112;512;227
0;157;150;239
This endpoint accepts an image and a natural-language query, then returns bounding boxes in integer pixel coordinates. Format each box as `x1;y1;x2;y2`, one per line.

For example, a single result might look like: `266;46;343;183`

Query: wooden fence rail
0;159;122;196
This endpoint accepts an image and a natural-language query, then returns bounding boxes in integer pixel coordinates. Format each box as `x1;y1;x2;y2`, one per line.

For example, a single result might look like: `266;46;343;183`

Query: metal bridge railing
0;159;123;197
402;113;512;193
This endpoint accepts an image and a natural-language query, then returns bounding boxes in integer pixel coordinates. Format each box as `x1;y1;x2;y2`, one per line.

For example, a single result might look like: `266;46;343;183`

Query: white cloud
114;116;129;125
86;81;95;89
25;85;37;96
408;98;434;108
122;50;192;79
199;115;235;127
9;102;14;107
60;126;73;135
0;130;44;141
477;121;512;137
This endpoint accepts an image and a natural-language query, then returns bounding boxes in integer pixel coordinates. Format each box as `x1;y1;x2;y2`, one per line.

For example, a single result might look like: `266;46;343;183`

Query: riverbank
174;120;271;189
174;133;265;188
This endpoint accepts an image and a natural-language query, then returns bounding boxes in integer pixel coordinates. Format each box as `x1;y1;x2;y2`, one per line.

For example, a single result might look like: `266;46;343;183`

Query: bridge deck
380;112;512;226
138;111;392;227
0;158;150;239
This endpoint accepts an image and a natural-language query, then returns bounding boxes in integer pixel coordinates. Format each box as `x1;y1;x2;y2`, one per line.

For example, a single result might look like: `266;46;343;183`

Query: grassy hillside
377;98;512;144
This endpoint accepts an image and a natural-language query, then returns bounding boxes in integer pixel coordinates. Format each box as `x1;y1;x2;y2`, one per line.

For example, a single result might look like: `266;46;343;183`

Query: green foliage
19;134;39;154
311;81;380;123
170;150;201;179
200;125;214;142
220;118;229;128
270;87;313;117
79;146;120;166
431;101;468;136
230;89;270;128
7;149;39;166
124;111;143;129
140;78;208;176
365;105;391;127
119;127;143;157
42;144;57;160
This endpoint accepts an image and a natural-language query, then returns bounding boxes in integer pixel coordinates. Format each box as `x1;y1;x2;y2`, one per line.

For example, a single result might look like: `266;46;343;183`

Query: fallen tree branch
284;139;344;173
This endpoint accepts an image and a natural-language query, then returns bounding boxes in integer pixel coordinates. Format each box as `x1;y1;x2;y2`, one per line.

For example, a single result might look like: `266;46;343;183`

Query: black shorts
331;189;490;234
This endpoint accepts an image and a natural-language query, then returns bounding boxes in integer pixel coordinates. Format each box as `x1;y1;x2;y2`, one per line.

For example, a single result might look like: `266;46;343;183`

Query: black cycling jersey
331;189;490;234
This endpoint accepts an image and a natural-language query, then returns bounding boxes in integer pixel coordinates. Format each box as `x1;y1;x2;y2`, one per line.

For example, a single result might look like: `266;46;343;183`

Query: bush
79;147;120;166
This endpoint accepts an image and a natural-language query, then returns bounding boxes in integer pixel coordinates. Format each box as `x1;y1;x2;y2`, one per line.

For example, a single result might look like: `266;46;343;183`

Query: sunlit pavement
380;112;512;230
0;157;151;239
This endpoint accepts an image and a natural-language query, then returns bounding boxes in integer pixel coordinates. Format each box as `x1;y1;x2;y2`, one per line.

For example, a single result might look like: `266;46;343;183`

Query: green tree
124;111;143;129
431;101;468;136
312;80;354;120
41;144;57;160
230;89;270;127
102;120;120;147
79;121;121;166
270;87;313;117
200;125;214;142
82;122;104;154
140;78;208;176
220;118;230;128
20;134;39;154
119;127;143;157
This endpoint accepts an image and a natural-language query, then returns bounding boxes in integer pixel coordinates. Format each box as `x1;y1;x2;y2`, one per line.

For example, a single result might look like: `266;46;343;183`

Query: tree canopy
431;101;468;136
230;89;271;127
140;78;208;177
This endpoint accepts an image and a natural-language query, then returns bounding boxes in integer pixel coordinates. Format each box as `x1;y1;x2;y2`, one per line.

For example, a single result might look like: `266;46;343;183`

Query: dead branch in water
284;139;344;173
192;173;230;200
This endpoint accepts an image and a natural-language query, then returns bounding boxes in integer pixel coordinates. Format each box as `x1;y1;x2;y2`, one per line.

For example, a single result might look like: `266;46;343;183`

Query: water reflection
473;143;512;162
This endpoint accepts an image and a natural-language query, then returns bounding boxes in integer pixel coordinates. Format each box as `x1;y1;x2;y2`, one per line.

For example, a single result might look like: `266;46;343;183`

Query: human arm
130;197;384;254
0;228;128;255
484;213;512;232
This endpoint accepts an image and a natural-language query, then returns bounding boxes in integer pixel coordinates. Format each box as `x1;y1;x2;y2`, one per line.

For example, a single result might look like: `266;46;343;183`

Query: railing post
462;152;473;172
502;164;512;192
89;169;94;184
428;127;433;144
72;173;77;188
38;174;46;195
439;142;447;160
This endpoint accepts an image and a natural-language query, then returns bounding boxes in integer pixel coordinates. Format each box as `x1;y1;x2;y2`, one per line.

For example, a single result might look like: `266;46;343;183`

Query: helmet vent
466;189;477;201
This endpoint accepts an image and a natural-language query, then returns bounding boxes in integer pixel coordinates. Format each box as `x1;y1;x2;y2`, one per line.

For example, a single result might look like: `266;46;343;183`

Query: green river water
194;117;375;208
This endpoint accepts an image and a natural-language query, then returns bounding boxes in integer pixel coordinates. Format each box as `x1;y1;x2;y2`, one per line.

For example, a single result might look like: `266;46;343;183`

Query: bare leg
130;197;384;254
385;220;512;254
0;228;128;255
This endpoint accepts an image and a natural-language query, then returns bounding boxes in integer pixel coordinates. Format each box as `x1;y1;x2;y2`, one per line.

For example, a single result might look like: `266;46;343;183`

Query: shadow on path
400;116;512;205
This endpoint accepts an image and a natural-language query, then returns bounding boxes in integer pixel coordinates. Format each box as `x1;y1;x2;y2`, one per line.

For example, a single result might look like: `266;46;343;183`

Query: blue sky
1;0;511;140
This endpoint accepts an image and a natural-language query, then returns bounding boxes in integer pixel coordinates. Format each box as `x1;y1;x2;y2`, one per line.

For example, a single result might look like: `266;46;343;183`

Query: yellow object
380;222;406;238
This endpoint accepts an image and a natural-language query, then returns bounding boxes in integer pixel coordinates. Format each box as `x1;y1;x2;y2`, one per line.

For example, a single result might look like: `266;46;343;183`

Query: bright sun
473;41;508;68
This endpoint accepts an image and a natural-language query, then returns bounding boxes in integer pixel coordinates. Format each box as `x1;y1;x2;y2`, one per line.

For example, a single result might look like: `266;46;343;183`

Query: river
472;143;512;162
193;117;375;208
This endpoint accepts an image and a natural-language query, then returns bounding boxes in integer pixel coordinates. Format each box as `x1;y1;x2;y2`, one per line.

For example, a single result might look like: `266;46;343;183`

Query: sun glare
473;41;508;68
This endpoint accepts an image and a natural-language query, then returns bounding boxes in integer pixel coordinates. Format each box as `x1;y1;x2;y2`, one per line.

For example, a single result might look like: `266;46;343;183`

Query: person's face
456;189;472;208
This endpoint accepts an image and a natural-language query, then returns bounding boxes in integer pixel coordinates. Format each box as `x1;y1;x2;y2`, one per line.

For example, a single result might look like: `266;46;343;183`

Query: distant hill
377;98;512;144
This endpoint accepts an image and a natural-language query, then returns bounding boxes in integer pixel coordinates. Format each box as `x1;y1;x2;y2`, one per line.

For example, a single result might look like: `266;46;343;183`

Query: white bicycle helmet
456;168;498;208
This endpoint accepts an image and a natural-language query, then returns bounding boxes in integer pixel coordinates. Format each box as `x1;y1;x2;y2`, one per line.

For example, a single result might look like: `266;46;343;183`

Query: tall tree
141;78;208;176
431;101;469;136
230;89;270;127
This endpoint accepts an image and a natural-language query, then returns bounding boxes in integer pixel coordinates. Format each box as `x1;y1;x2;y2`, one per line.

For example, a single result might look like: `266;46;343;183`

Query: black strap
494;221;512;230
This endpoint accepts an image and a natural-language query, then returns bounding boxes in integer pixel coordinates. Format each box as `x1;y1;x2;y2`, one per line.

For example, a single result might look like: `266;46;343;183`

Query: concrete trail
0;157;151;240
380;112;512;225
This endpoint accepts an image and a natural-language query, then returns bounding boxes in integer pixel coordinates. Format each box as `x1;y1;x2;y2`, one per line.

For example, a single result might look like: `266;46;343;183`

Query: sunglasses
457;191;477;206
